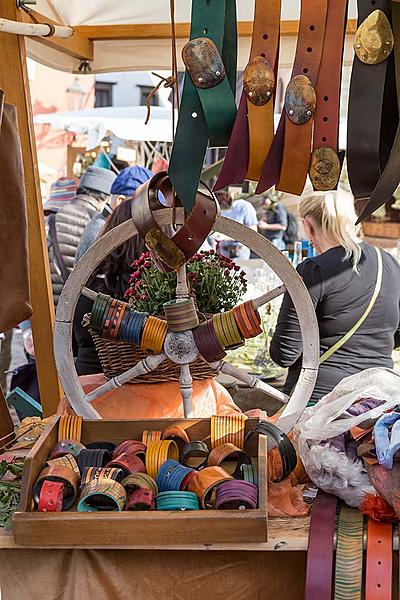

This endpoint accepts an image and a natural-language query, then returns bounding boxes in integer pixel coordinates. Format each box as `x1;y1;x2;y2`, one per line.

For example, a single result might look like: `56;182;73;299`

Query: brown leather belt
309;0;348;191
365;518;393;600
347;0;396;210
256;0;328;195
214;0;281;189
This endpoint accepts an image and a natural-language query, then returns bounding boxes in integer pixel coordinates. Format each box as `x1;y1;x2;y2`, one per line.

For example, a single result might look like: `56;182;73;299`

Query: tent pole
0;0;62;417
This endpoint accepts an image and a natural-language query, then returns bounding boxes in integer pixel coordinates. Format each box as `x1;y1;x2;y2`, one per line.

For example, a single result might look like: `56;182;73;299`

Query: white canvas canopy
25;0;358;73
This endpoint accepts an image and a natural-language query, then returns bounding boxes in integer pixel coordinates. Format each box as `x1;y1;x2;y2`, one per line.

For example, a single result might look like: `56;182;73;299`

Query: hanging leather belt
168;0;237;213
256;0;328;195
357;1;400;222
334;505;364;600
347;0;396;207
214;0;281;189
304;491;337;600
309;0;348;191
365;519;392;600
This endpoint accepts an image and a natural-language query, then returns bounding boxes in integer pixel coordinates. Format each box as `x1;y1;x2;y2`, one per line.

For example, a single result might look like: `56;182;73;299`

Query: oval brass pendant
354;10;394;65
285;75;316;125
182;37;225;89
309;147;341;191
243;56;275;106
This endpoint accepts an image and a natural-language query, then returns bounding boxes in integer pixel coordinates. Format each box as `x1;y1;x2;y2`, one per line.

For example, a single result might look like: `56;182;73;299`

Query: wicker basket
89;325;220;383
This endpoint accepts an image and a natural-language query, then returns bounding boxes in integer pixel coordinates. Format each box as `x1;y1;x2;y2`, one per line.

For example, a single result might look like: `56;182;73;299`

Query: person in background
257;194;288;250
270;190;400;405
75;166;153;262
73;200;146;375
47;166;116;306
43;177;78;215
215;190;258;259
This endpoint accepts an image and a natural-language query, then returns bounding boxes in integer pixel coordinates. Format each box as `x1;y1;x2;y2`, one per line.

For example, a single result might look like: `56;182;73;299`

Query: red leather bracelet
37;480;64;512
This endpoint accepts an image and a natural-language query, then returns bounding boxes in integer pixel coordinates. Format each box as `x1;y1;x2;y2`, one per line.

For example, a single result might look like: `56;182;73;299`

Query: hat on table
110;166;153;197
43;177;78;213
78;166;117;196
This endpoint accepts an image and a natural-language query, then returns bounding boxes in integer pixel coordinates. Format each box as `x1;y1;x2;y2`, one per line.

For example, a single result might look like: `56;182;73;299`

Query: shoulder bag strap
320;247;383;364
48;213;69;284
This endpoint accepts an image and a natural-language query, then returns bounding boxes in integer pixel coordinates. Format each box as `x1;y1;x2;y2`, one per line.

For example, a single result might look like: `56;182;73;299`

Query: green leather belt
334;505;364;600
168;0;237;212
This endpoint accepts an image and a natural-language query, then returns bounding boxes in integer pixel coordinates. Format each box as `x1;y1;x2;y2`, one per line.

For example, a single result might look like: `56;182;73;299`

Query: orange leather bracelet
207;442;252;477
140;316;168;354
187;466;233;508
58;415;83;443
211;415;246;450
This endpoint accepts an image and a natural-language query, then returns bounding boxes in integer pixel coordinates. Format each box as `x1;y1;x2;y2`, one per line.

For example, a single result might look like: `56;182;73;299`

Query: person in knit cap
47;166;116;305
75;165;153;262
43;177;78;215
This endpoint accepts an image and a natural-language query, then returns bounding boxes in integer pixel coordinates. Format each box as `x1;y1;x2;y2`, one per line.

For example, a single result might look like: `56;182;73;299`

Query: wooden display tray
13;416;268;547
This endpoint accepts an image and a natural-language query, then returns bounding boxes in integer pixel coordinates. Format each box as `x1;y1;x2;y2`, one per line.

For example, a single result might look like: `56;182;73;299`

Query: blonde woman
270;190;400;405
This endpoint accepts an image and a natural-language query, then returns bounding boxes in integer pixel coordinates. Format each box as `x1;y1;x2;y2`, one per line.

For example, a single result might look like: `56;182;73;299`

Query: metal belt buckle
182;37;225;89
145;228;186;270
309;147;341;191
243;56;275;106
354;9;394;65
285;74;316;125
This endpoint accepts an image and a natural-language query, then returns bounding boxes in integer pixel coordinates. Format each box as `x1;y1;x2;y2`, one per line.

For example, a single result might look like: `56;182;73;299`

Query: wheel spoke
253;284;286;310
85;352;167;403
179;363;194;418
208;361;289;404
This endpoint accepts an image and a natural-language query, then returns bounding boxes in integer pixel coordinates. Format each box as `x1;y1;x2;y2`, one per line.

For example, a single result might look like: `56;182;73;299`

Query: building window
95;82;114;107
139;85;159;107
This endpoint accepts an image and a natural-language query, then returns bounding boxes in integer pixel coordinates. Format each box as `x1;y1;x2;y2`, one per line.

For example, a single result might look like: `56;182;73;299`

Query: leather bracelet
121;473;159;495
334;505;364;600
244;420;297;482
156;459;195;492
145;440;179;479
33;465;80;511
192;319;226;363
232;302;263;339
86;441;117;453
309;0;348;191
347;0;395;204
81;466;124;487
37;480;64;513
188;465;233;509
90;292;109;330
212;312;244;350
365;518;392;600
163;298;199;332
140;316;168;355
142;431;162;445
49;439;86;459
161;426;190;456
214;480;258;510
77;448;111;474
304;490;337;600
126;488;155;511
215;0;281;189
207;443;252;479
106;452;146;477
181;441;209;470
47;452;80;474
78;479;126;512
211;415;246;450
169;1;237;213
112;440;146;461
240;463;258;486
156;490;200;511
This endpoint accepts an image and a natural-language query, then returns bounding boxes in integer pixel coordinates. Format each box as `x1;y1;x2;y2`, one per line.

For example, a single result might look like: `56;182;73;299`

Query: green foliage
0;460;24;528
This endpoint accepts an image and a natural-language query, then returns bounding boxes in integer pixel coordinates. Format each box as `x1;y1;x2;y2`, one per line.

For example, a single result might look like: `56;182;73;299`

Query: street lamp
66;77;87;111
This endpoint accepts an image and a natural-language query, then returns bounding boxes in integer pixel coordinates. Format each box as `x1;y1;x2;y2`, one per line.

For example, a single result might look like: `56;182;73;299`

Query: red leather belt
256;0;328;196
309;0;348;191
365;518;392;600
304;490;337;600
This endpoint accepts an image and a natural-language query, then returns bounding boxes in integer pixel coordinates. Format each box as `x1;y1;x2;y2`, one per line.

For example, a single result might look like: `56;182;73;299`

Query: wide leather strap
334;505;364;600
256;0;328;194
304;490;337;600
168;0;237;212
365;518;392;600
357;1;400;222
309;0;348;191
214;0;281;189
347;0;396;205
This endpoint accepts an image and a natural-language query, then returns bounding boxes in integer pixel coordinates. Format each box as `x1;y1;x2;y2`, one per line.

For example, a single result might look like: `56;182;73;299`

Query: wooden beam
17;8;93;61
75;19;358;41
0;0;62;417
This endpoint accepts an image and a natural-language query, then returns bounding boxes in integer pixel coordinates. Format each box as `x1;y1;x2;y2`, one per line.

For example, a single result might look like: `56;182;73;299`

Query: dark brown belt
347;0;396;210
256;0;328;195
309;0;348;191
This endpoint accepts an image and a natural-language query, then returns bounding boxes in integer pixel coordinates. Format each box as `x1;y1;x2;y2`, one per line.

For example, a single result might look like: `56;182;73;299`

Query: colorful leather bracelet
112;440;146;461
188;465;233;508
33;465;80;511
78;479;126;512
232;302;263;339
37;480;64;513
244;420;297;482
81;466;124;487
140;316;168;355
212;312;244;350
49;439;86;459
192;319;227;363
161;426;190;456
142;431;162;445
156;491;200;511
207;442;252;479
304;490;337;600
126;488;155;511
58;415;83;443
77;448;112;474
211;415;246;450
145;440;179;479
163;298;199;332
181;441;210;470
214;480;258;510
365;518;392;600
47;452;80;474
156;459;195;492
121;473;159;495
169;1;237;213
334;504;364;600
106;452;146;477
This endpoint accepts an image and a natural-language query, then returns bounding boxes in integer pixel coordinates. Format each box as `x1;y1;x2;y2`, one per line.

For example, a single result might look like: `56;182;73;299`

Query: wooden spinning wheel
54;206;319;433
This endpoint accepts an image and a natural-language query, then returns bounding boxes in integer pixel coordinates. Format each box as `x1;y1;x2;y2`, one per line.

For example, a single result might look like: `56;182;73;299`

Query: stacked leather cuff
78;480;127;512
106;452;146;477
214;480;258;510
37;480;64;513
145;440;179;479
49;439;85;459
156;459;195;492
156;491;200;511
188;466;233;508
121;473;158;495
207;443;252;479
58;415;83;443
81;466;124;487
211;415;246;449
126;488;155;511
163;298;199;332
77;448;112;474
244;420;297;482
33;465;80;511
